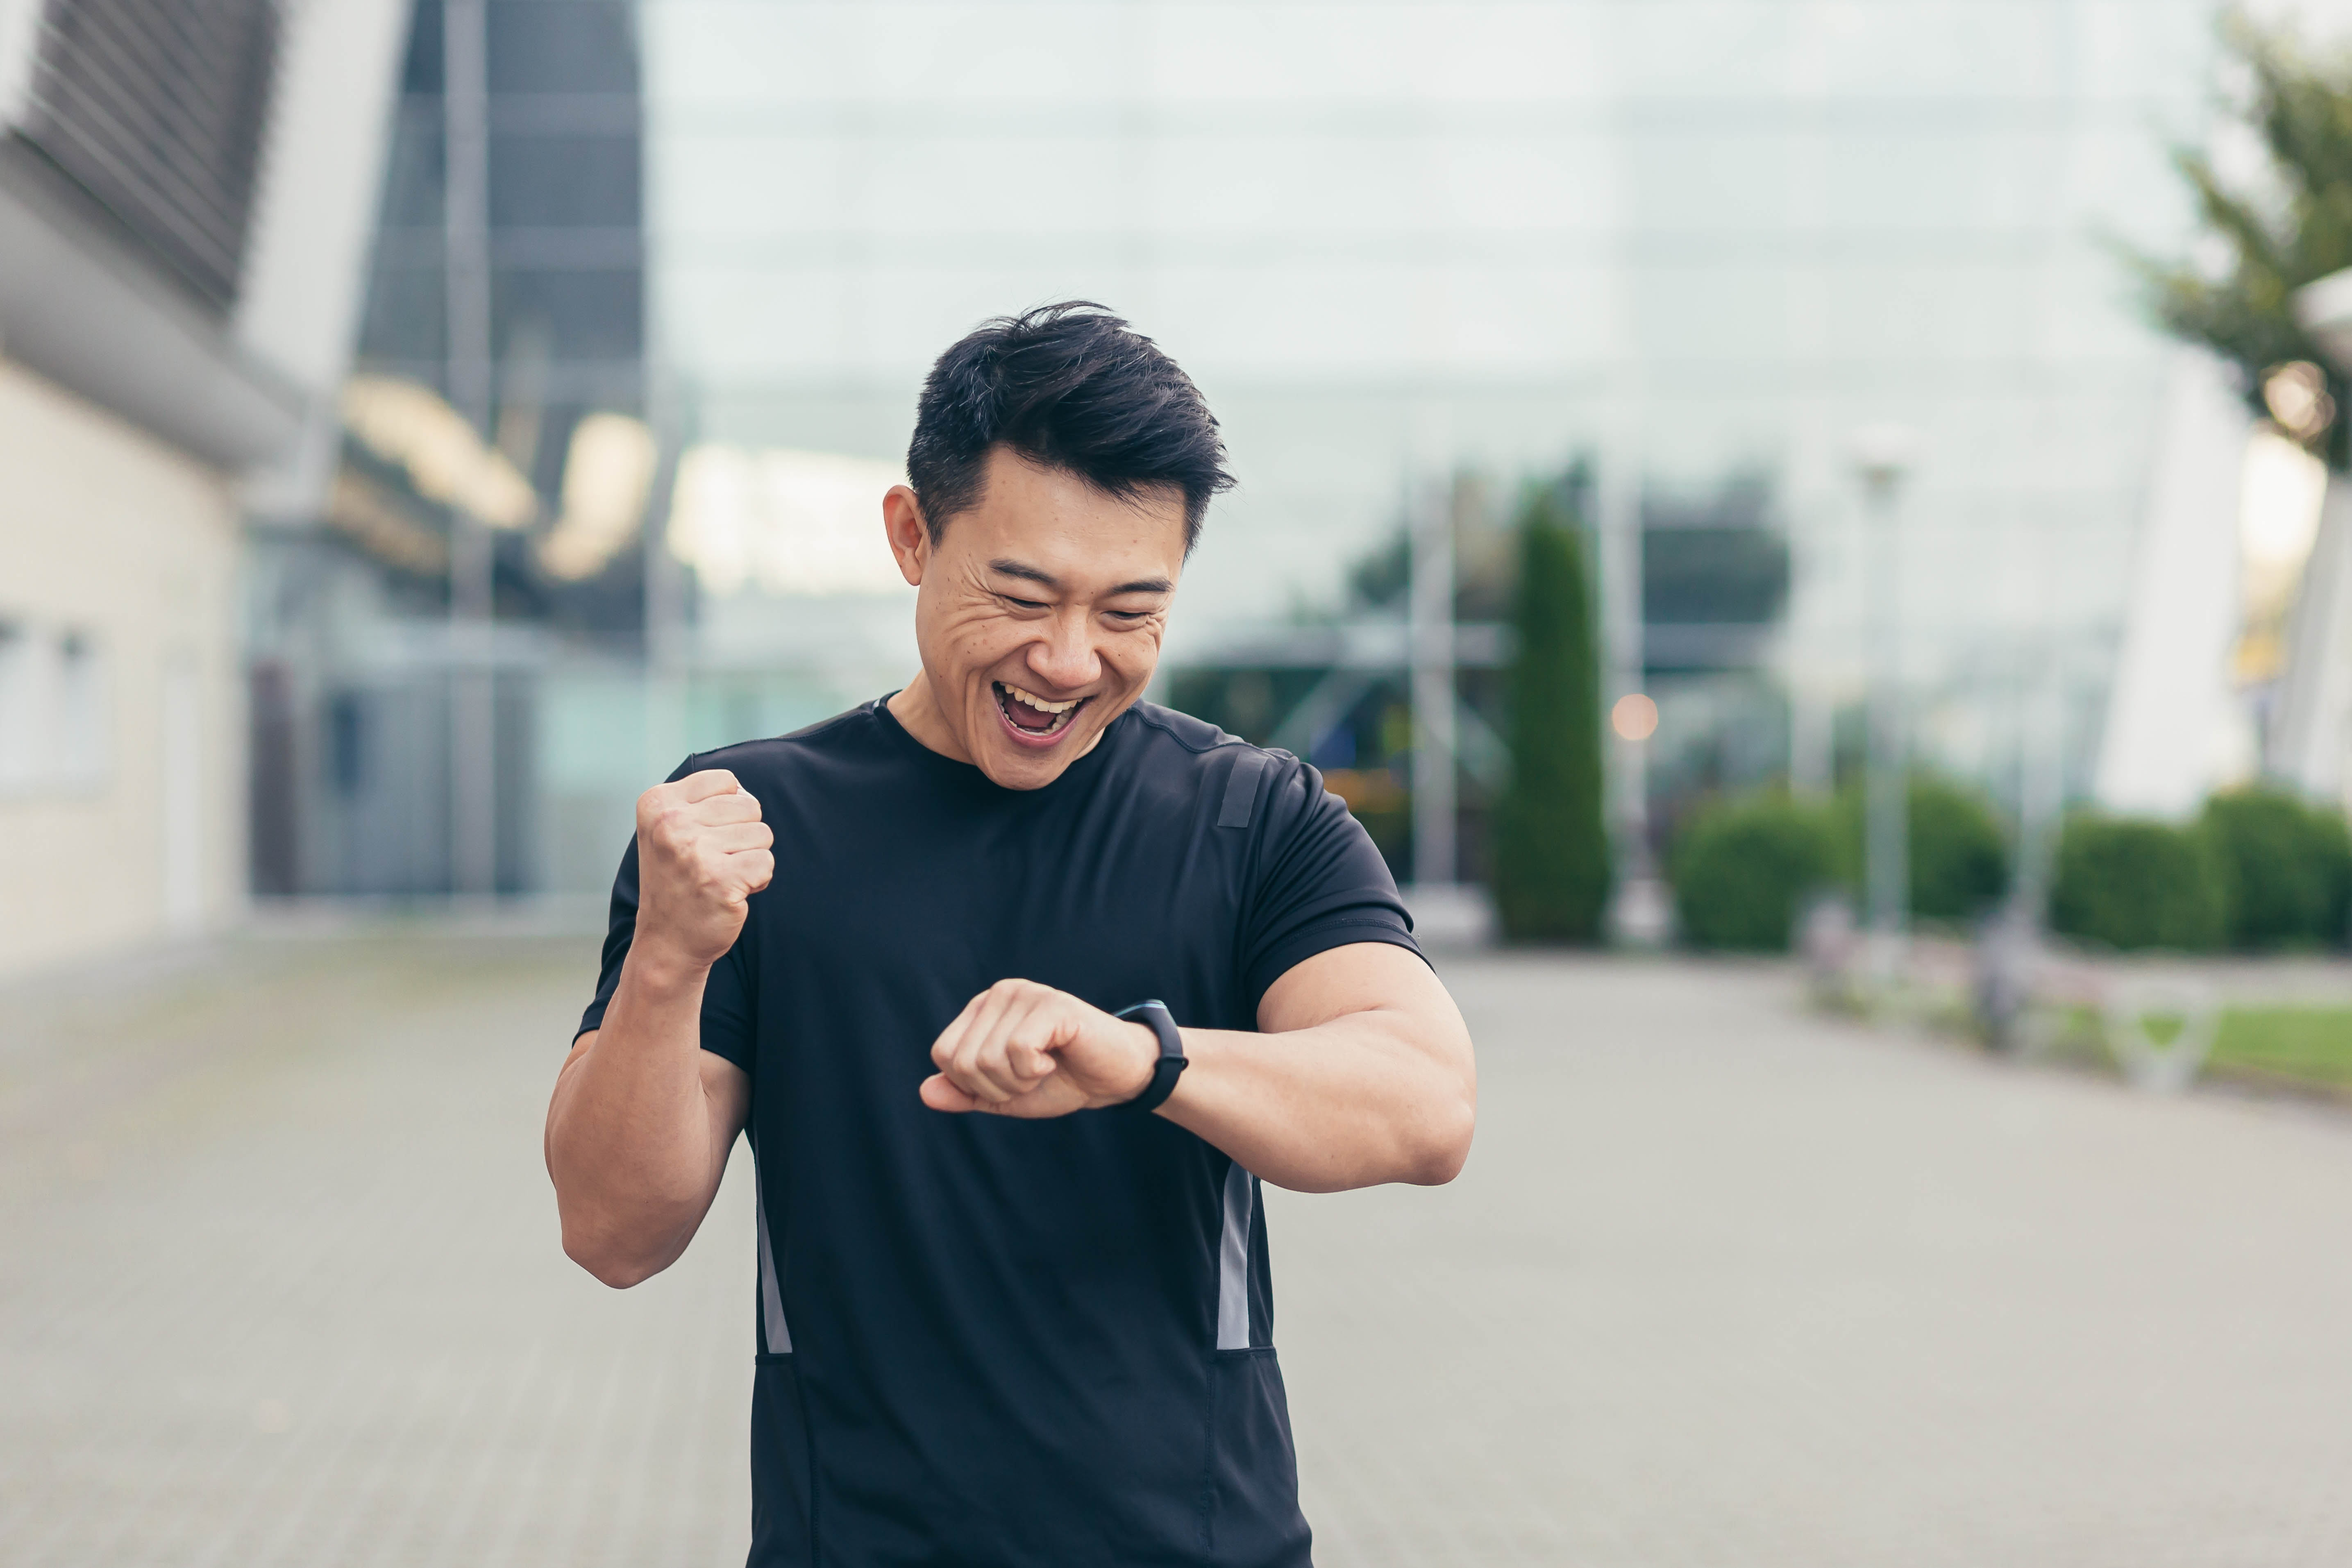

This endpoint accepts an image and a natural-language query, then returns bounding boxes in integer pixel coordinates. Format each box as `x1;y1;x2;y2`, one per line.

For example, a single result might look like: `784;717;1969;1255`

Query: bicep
1256;942;1471;1067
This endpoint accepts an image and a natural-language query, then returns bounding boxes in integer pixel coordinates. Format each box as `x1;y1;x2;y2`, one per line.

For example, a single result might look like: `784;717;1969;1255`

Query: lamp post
1598;429;1665;942
443;0;496;898
1851;423;1920;982
1408;474;1457;888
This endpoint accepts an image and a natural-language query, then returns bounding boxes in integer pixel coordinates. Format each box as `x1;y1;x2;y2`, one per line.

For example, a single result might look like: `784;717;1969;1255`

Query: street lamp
1851;422;1921;980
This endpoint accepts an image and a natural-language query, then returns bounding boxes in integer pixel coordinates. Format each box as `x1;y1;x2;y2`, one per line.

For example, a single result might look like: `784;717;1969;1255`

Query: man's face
884;447;1187;790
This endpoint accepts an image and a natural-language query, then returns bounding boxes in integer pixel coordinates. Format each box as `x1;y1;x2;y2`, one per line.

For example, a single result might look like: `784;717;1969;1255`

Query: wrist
625;933;710;996
1112;1000;1187;1112
1116;1020;1158;1103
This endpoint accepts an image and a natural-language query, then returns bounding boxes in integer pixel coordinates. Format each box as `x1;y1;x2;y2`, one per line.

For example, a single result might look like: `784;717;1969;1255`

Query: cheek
1105;628;1163;687
933;609;1016;673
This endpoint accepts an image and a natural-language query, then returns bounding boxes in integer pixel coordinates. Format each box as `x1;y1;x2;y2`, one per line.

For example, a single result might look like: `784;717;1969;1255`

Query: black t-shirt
579;697;1421;1568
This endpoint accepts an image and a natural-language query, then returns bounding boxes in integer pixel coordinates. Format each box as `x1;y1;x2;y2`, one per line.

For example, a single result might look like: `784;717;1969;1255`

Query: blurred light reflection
667;445;909;598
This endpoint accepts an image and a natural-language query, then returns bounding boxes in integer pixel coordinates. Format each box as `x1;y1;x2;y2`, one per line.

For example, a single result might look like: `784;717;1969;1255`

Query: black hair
905;302;1234;554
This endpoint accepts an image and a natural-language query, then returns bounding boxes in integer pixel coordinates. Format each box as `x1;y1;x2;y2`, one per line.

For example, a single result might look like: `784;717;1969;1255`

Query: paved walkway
7;935;2352;1564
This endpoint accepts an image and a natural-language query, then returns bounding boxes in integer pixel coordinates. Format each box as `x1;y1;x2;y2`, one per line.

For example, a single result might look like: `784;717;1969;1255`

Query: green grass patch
2210;1006;2352;1089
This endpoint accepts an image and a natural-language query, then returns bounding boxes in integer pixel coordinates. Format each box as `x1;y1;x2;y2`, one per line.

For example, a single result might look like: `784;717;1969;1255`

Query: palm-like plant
2132;16;2352;465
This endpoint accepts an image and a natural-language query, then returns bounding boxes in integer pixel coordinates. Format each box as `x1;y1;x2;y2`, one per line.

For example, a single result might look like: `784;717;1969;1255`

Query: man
546;302;1476;1567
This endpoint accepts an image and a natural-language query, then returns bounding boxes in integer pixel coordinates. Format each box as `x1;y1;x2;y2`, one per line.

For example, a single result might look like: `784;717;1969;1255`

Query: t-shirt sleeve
1237;753;1427;1017
572;758;757;1076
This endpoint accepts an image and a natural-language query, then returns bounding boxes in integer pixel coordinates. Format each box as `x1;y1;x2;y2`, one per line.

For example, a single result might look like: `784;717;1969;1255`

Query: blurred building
0;0;403;974
245;0;657;899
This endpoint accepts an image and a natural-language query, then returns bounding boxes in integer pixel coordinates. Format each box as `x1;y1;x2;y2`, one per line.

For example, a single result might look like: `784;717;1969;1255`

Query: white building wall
0;0;39;127
2093;348;2251;818
0;357;244;977
236;0;412;520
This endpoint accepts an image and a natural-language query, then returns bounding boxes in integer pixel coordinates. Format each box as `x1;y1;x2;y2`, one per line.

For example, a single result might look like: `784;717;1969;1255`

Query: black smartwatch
1114;999;1187;1112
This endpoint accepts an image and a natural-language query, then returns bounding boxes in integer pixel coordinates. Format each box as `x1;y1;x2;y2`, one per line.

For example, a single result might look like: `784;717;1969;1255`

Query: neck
887;673;971;763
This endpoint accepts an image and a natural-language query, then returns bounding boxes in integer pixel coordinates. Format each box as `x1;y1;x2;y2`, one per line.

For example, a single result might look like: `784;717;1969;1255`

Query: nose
1024;610;1102;693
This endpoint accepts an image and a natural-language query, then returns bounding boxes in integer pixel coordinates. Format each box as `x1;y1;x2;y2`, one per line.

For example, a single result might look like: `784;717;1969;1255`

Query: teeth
1001;683;1079;715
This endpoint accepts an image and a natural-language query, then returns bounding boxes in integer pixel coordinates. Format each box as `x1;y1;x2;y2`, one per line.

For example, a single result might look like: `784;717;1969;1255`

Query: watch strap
1114;999;1187;1112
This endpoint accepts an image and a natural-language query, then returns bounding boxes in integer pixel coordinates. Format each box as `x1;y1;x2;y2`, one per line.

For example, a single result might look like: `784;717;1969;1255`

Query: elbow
560;1213;676;1289
564;1230;663;1289
1404;1094;1476;1186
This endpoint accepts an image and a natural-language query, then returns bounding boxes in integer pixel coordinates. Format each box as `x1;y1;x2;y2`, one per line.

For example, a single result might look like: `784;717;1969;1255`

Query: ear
882;485;929;587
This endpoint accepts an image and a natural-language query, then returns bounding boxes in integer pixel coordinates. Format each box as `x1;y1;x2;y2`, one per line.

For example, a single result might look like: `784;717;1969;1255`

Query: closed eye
1000;594;1049;611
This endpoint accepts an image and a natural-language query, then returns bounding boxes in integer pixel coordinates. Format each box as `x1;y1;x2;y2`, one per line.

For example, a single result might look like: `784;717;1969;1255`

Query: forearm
1159;1005;1475;1193
546;946;731;1283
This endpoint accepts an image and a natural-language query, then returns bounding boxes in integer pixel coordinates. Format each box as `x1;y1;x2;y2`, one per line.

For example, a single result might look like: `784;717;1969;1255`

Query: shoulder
669;700;885;790
1121;702;1297;783
1117;703;1325;829
1122;700;1247;759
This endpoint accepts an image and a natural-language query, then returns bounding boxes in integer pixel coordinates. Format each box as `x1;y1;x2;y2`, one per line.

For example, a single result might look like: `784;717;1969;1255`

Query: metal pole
1787;504;1832;794
1862;470;1907;951
1598;441;1648;887
1409;475;1457;887
2014;640;2066;918
444;0;496;897
644;374;690;783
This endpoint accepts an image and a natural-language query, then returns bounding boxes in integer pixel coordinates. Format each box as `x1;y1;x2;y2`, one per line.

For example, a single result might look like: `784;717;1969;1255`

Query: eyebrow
988;558;1173;597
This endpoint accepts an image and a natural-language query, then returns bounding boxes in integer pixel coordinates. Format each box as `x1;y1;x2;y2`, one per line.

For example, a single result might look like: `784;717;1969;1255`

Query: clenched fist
919;979;1161;1119
633;769;774;974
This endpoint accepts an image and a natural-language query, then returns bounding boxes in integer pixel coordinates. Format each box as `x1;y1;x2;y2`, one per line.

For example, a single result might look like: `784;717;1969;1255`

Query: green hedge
2200;787;2352;950
2048;814;2227;952
1678;779;2351;954
1672;792;1839;951
1831;775;2009;922
1672;774;2009;951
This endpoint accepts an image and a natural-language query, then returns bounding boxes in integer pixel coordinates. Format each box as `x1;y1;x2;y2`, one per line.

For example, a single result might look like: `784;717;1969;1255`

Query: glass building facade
640;0;2221;852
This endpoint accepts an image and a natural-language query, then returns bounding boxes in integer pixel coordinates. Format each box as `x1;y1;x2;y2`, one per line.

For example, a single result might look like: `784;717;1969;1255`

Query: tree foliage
2130;17;2352;465
1492;483;1610;942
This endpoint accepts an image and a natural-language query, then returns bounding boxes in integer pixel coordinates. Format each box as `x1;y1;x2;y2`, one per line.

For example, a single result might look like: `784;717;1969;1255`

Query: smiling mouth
995;681;1089;741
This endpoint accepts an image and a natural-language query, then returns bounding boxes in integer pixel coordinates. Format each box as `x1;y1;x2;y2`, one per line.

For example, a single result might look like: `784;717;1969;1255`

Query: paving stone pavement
7;934;2352;1565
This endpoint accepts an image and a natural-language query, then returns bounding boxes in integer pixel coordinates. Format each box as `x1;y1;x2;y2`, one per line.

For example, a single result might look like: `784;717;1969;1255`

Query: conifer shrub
1492;484;1610;942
